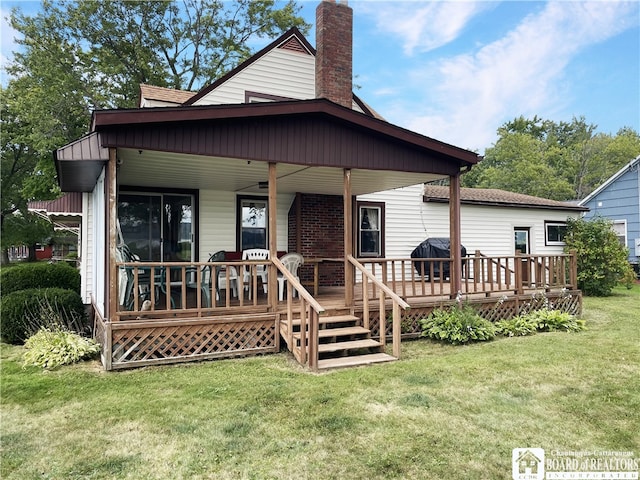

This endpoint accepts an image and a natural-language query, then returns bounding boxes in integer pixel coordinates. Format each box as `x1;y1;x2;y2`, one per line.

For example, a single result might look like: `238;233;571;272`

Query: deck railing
272;256;325;370
349;255;410;358
115;259;272;319
357;251;577;300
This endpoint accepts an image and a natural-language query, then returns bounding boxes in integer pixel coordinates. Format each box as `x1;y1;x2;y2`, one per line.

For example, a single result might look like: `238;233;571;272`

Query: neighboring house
21;192;83;261
579;156;640;270
53;1;579;371
360;185;587;259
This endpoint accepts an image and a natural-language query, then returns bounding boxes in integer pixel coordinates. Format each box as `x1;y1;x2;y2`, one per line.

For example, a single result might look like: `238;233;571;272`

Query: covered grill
410;238;467;279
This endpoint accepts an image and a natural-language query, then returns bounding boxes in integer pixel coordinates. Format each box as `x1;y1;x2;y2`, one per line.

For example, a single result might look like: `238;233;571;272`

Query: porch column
107;147;118;320
344;168;354;306
449;173;462;297
268;162;278;308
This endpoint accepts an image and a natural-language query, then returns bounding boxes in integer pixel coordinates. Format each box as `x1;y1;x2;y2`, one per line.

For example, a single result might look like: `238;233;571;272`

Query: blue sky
2;1;638;153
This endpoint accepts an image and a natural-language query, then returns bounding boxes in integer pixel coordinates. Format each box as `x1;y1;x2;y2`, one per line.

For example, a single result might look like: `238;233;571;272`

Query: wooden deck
98;253;581;370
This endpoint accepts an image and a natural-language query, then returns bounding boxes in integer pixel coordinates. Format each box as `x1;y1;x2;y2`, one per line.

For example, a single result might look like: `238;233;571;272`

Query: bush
527;308;586;332
0;262;80;295
0;288;87;344
564;217;631;296
620;264;637;290
495;316;539;337
23;328;100;369
420;304;496;345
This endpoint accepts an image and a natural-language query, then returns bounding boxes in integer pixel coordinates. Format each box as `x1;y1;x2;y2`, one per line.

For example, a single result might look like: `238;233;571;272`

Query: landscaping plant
23;327;100;369
420;304;496;344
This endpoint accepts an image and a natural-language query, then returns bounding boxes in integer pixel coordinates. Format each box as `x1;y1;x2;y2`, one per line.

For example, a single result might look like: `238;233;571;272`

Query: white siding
199;189;294;257
194;49;316;105
80;192;90;304
91;169;106;316
361;184;580;257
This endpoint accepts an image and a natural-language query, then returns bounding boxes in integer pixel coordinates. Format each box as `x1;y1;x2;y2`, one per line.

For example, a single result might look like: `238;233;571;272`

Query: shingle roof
139;84;196;105
423;185;588;211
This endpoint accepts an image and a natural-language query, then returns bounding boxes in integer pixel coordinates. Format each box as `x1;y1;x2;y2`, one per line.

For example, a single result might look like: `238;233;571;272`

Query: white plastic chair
277;253;304;301
242;248;270;298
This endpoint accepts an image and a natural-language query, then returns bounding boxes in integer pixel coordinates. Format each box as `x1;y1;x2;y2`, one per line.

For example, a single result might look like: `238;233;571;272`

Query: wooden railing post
515;252;524;295
392;302;401;358
308;309;319;371
569;249;578;289
474;250;481;283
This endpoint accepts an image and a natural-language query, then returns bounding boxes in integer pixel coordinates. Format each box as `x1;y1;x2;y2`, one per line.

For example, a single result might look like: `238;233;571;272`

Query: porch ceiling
117;148;444;195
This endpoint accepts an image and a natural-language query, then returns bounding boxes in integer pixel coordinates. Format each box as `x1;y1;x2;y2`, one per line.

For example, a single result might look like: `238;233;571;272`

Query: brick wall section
288;194;345;287
315;0;353;109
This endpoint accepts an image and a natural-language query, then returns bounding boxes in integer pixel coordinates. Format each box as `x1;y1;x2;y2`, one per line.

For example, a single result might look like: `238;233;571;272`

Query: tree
564;217;631;296
2;0;309;262
464;116;640;201
8;0;310;108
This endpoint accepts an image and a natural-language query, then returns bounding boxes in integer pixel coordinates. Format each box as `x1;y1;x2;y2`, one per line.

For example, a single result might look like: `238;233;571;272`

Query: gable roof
578;155;640;206
184;27;314;106
139;84;196;106
424;185;588;211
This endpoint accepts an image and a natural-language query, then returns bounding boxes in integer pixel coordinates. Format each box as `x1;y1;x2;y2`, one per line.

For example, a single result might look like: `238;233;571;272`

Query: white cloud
390;1;639;152
359;1;491;55
0;6;20;76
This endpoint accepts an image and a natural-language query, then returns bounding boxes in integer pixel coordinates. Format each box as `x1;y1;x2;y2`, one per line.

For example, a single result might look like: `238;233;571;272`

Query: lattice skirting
100;316;277;370
364;290;583;338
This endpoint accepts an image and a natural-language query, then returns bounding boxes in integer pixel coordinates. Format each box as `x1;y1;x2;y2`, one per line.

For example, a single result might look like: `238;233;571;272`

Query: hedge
0;262;81;295
0;288;87;345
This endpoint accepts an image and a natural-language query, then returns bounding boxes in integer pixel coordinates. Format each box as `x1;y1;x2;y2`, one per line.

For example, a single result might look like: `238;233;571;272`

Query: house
54;0;580;371
27;192;83;263
578;155;640;272
360;184;587;260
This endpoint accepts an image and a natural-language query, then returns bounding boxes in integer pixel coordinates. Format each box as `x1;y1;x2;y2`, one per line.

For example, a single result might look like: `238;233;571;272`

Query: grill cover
410;238;467;278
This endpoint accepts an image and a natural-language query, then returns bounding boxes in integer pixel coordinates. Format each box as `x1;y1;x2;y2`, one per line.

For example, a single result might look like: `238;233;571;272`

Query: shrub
23;328;100;369
420;304;496;345
0;261;80;295
620;264;637;290
564;217;631;296
495;316;539;337
528;308;586;332
0;288;87;344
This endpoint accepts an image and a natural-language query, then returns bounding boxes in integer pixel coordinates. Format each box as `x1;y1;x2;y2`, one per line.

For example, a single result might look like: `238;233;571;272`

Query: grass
1;286;639;479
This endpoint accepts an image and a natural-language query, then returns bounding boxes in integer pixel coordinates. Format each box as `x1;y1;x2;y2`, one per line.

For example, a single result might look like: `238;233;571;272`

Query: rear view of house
54;1;580;371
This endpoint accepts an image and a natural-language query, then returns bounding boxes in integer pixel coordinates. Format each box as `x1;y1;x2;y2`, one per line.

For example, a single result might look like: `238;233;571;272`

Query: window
545;222;568;246
612;220;627;247
118;191;195;262
357;202;384;257
514;227;530;254
237;196;268;251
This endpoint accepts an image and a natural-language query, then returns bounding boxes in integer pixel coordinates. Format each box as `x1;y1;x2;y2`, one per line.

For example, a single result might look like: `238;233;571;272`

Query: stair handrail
272;256;325;370
348;255;410;359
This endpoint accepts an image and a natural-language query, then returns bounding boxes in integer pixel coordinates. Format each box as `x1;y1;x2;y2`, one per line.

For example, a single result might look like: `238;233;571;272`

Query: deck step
318;338;382;354
293;326;370;340
289;314;359;327
317;353;397;370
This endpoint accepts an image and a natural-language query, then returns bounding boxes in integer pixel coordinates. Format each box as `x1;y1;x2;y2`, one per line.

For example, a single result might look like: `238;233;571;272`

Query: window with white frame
612;220;627;247
357;202;384;257
545;221;568;246
237;196;268;251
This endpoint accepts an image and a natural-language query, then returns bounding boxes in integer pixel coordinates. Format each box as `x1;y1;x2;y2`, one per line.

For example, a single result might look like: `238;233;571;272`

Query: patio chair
277;253;304;301
116;243;150;310
201;251;238;306
242;248;270;299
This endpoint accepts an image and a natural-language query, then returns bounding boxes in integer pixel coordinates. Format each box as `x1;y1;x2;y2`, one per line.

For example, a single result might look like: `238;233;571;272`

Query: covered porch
55;99;581;371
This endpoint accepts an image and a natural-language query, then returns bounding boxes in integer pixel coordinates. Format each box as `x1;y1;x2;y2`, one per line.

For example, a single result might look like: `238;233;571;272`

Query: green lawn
2;286;639;479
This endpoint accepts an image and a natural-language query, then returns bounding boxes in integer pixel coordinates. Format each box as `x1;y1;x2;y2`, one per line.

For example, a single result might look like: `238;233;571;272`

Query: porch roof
56;98;479;192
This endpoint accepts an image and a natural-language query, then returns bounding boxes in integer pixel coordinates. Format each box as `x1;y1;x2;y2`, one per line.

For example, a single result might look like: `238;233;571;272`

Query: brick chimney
315;0;353;109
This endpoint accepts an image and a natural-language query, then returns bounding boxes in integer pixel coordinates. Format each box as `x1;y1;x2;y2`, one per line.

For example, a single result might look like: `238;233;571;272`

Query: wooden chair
277;253;304;301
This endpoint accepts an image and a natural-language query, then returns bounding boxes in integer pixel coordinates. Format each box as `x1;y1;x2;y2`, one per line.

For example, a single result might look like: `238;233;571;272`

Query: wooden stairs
280;308;397;370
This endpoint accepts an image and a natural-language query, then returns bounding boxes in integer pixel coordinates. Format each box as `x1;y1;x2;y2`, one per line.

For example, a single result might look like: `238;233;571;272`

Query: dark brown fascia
183;27;315;106
91;98;480;165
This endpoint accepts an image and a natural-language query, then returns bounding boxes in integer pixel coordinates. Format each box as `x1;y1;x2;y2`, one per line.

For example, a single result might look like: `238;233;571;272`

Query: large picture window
545;221;568;246
237;196;268;251
357;202;384;257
